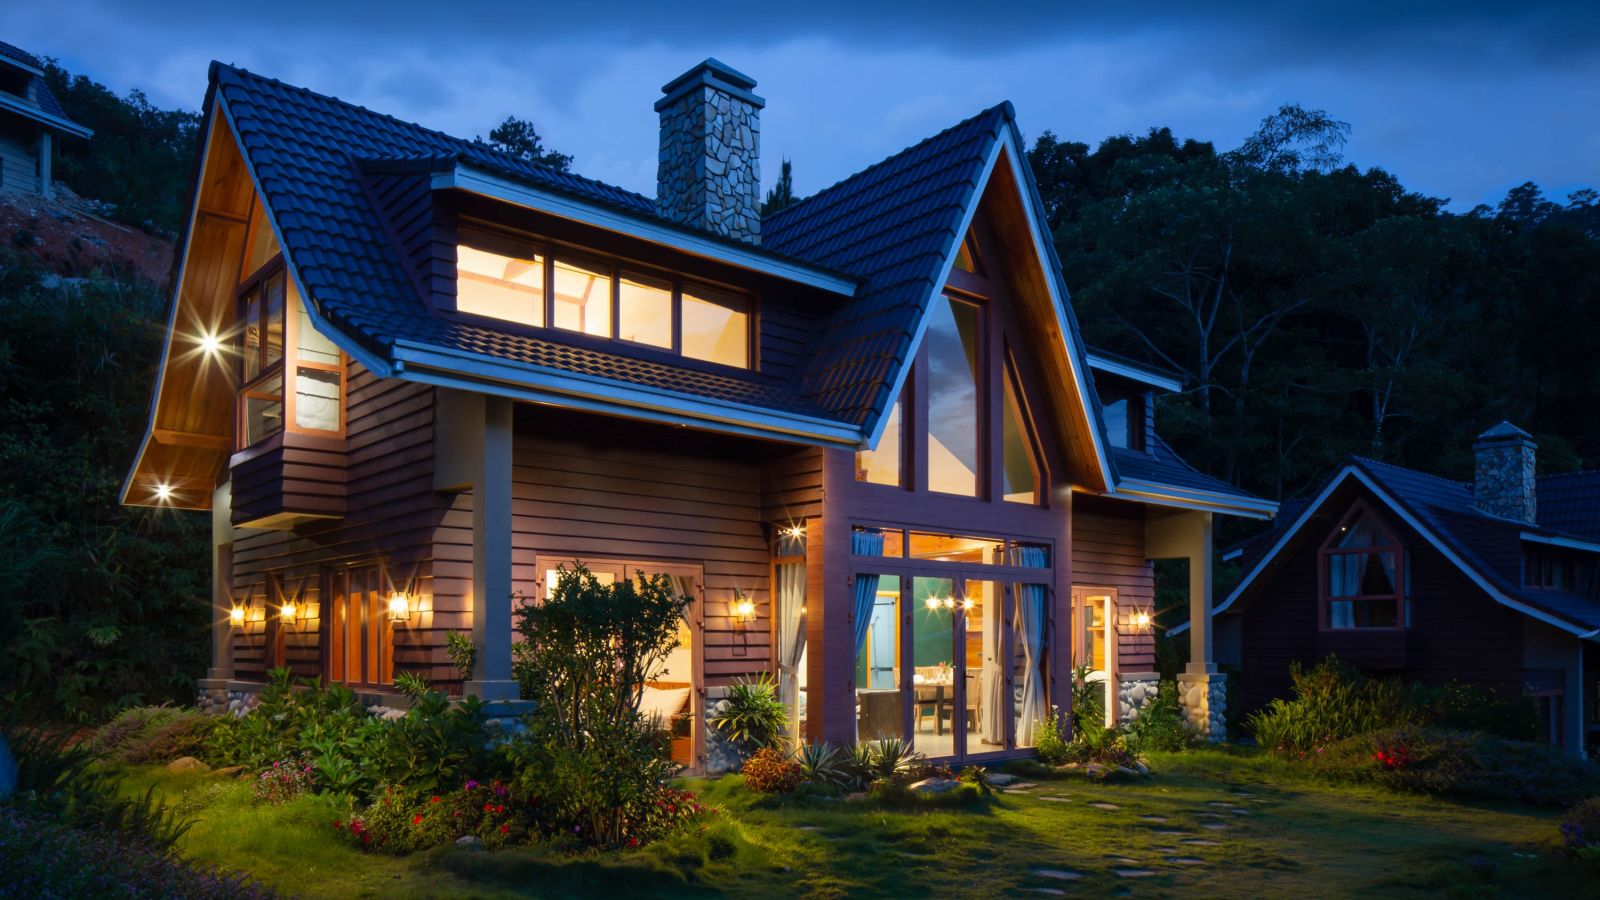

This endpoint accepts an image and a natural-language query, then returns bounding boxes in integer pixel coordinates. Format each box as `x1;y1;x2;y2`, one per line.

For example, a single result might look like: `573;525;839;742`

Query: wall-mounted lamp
732;591;755;622
386;591;413;623
782;523;806;542
229;603;246;626
1133;610;1151;629
280;601;298;623
197;331;223;357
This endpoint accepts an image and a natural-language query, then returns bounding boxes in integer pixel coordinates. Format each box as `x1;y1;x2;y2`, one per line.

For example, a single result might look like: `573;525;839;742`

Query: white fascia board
1521;531;1600;555
996;128;1115;493
120;98;223;507
437;164;857;297
0;92;92;138
1221;547;1243;562
389;340;862;448
861;138;1004;452
1201;464;1598;638
1106;479;1278;520
1085;353;1184;392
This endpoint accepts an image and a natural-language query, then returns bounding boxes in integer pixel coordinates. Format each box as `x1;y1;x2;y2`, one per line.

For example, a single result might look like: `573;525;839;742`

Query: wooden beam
197;207;249;225
153;428;231;451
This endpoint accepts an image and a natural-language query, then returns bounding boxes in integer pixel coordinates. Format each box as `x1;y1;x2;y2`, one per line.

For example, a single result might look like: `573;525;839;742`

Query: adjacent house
1207;423;1600;756
122;58;1273;768
0;41;91;199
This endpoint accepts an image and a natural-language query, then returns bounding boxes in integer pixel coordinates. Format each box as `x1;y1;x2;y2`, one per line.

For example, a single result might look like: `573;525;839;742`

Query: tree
479;116;572;171
761;158;797;216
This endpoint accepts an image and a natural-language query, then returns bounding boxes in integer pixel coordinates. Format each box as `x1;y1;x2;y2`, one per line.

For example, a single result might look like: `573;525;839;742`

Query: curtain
981;585;1006;745
775;561;807;731
670;574;696;626
851;530;885;658
1011;543;1049;746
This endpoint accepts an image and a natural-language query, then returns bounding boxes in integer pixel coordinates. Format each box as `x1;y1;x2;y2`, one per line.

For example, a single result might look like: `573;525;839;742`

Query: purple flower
465;780;480;791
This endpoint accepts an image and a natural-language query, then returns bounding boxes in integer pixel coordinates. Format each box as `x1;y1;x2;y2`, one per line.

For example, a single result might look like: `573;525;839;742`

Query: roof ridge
1539;469;1600;482
765;102;1010;230
211;61;654;208
1351;455;1470;489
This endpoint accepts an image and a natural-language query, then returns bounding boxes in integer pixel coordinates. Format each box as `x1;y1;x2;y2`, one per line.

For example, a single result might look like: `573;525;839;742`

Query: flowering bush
253;754;315;805
625;787;708;842
336;780;532;854
1559;797;1600;870
1372;739;1411;770
741;748;802;793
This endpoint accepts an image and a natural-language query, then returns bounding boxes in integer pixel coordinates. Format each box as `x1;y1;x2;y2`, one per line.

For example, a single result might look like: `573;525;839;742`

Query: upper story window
926;294;981;496
454;226;751;369
1320;505;1408;629
1101;392;1145;451
236;200;344;449
1523;546;1596;594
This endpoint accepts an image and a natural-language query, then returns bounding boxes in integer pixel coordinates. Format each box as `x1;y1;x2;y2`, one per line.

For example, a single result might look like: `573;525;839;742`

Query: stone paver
1181;838;1221;846
1152;829;1190;836
1200;822;1230;831
1166;857;1206;866
1033;889;1066;897
1038;796;1072;803
1139;815;1168;823
1089;802;1120;810
1113;868;1157;878
1032;869;1085;881
1229;808;1251;815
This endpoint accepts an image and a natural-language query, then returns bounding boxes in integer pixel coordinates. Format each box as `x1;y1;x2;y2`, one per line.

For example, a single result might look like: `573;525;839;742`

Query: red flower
413;814;424;825
500;824;509;834
430;795;441;804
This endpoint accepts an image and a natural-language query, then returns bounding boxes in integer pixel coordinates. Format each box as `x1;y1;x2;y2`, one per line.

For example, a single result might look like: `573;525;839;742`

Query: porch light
941;596;956;610
1133;610;1151;629
154;482;173;502
229;604;246;626
783;523;805;541
961;597;974;611
280;601;298;623
733;592;755;622
197;331;223;356
386;591;412;623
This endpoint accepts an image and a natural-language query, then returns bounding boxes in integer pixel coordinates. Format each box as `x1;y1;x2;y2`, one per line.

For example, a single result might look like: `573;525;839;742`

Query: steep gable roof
0;40;91;138
1212;456;1600;637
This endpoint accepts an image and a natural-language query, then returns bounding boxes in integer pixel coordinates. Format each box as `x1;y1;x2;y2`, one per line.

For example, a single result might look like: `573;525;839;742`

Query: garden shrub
793;742;845;788
252;755;315;805
91;706;218;765
504;564;693;847
1300;727;1600;807
1559;797;1600;871
708;676;788;758
1124;681;1195;754
0;806;272;899
1068;665;1106;738
739;748;802;794
1249;656;1544;755
1034;708;1073;765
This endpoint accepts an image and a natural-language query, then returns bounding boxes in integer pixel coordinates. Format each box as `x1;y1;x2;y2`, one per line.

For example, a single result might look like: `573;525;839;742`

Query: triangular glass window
1001;360;1042;504
951;229;984;275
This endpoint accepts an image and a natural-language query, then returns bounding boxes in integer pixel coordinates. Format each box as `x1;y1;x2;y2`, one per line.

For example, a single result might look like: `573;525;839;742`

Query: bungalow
0;41;92;199
1207;423;1600;757
122;58;1273;768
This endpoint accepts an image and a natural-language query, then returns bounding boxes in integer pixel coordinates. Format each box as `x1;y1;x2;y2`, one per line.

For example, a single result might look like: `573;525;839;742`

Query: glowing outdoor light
386;591;412;623
961;597;975;611
197;331;223;356
925;596;941;611
154;482;173;502
941;596;956;610
733;592;756;621
783;523;805;541
280;601;298;623
1133;611;1151;628
229;604;246;626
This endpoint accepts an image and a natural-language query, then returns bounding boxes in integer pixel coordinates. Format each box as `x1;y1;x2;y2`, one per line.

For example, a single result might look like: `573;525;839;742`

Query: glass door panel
912;576;957;758
962;580;1007;755
1013;581;1050;747
855;575;903;742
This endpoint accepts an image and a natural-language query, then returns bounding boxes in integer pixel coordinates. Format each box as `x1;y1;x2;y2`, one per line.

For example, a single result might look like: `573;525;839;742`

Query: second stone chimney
655;58;763;243
1473;421;1538;523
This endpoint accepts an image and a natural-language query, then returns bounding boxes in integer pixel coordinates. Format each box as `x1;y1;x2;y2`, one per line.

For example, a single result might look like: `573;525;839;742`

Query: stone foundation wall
1178;672;1228;743
1116;673;1162;726
703;685;741;774
197;684;260;718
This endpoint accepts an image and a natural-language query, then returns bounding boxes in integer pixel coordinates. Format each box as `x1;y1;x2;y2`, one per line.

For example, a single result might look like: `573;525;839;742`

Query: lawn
116;747;1588;898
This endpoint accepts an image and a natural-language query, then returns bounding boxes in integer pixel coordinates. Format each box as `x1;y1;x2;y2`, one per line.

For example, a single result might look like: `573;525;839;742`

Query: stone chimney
1473;421;1538;523
655;58;763;243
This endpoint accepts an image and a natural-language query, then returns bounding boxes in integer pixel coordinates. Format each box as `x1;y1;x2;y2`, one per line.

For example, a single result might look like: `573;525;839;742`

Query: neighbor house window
455;226;752;369
1320;505;1406;629
1524;547;1577;591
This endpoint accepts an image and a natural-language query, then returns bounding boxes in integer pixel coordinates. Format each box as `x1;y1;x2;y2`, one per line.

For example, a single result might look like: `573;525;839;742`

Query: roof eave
0;92;92;139
435;163;859;296
1086;352;1184;392
1104;478;1278;519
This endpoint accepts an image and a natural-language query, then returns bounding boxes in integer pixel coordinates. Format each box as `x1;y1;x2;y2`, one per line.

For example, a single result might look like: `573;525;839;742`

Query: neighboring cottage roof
1113;432;1265;509
1213;455;1600;636
0;41;91;138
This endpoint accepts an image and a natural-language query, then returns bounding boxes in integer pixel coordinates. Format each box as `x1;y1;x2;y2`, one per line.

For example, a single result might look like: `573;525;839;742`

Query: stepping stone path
1229;808;1251;815
1201;823;1230;831
1152;829;1190;836
1005;782;1039;791
1089;802;1120;810
1112;868;1156;879
1032;869;1085;881
1038;796;1072;803
1108;856;1141;865
988;773;1019;786
1166;857;1206;866
1181;839;1221;846
1033;890;1066;897
1139;815;1168;823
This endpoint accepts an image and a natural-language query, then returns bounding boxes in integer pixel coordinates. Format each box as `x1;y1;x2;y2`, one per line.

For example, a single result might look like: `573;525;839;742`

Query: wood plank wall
1070;496;1157;673
229;363;452;685
506;407;777;686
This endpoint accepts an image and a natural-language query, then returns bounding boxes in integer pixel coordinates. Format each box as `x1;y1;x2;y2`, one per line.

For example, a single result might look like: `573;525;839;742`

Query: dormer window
1101;393;1144;451
454;226;751;370
1320;505;1408;629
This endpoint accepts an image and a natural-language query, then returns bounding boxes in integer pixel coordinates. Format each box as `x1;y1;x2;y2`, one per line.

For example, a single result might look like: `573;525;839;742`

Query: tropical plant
709;675;788;756
741;747;803;794
392;672;430;701
1068;665;1106;738
866;738;921;779
794;742;845;787
1124;681;1196;753
446;631;477;682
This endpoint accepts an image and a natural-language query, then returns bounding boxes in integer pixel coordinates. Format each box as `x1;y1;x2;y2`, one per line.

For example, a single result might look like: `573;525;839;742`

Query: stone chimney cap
1475;421;1536;445
655;58;765;112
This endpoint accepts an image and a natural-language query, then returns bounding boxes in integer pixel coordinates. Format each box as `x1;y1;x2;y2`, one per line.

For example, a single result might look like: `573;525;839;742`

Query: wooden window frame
321;565;393;688
234;255;346;450
1318;501;1408;632
453;224;757;371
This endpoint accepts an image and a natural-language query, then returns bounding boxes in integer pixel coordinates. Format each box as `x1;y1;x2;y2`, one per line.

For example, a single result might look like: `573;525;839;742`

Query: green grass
113;747;1591;898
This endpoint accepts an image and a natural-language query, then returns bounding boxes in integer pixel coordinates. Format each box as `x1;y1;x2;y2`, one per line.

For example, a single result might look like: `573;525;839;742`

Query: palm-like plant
709;676;788;755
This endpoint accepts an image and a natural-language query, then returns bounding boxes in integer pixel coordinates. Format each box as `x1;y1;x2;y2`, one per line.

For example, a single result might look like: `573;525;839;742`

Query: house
0;41;91;199
1208;423;1600;756
121;58;1273;768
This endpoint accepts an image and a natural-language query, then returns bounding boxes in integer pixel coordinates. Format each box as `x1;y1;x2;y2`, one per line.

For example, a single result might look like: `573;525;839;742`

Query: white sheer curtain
775;561;806;741
1011;544;1049;746
981;585;1006;745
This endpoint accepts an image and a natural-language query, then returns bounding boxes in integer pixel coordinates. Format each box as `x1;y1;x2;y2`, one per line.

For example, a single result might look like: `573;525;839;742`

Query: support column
1186;512;1215;676
1147;509;1226;741
465;394;518;701
198;481;234;714
808;449;855;746
38;131;52;199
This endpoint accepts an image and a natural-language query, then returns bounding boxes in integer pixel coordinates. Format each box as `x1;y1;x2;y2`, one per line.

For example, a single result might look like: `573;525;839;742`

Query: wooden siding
0;119;40;194
505;407;777;686
1234;487;1527;716
230;431;347;526
230;363;453;686
1071;496;1157;673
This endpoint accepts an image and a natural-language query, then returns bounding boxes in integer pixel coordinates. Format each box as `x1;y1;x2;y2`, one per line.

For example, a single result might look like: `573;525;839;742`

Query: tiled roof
765;105;1008;427
1113;432;1261;503
0;40;78;129
213;63;830;419
1221;455;1600;633
0;41;41;70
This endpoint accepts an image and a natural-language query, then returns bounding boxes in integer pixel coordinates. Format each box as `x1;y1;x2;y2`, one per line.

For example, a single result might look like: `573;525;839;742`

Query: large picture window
926;295;982;496
1321;505;1407;629
454;226;752;369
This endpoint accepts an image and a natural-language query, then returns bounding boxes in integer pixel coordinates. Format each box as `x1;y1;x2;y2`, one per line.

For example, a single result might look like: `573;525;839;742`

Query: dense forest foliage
4;62;1599;720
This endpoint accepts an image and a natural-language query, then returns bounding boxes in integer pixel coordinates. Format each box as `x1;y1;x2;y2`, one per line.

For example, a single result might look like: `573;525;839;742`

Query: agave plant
794;742;843;786
708;676;788;755
839;742;877;791
868;738;921;779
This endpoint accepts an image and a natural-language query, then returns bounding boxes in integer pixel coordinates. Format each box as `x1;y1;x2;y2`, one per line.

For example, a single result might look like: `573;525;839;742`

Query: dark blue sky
6;1;1597;210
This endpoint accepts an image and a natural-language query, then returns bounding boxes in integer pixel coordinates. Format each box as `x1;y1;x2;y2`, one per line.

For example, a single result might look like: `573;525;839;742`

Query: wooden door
323;566;391;687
